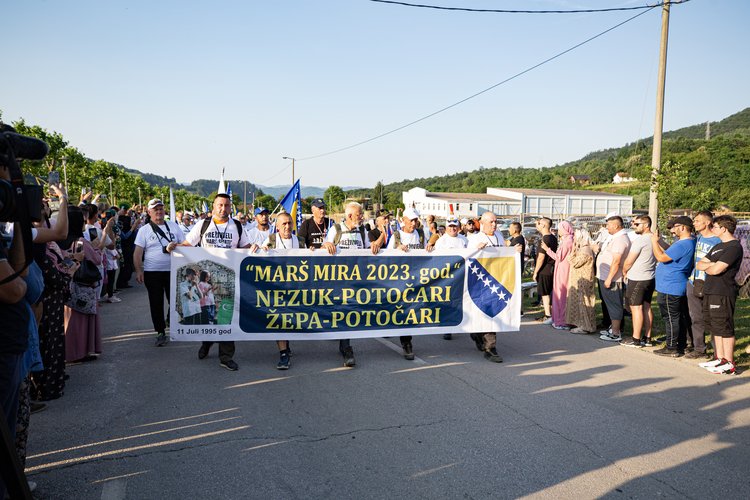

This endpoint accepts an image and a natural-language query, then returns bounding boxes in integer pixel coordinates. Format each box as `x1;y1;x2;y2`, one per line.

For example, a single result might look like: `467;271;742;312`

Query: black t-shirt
298;217;330;249
0;247;31;355
510;235;526;264
537;234;558;275
703;239;743;296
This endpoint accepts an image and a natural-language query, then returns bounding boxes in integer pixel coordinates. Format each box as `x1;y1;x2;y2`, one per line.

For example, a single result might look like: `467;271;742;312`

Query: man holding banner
467;212;507;363
322;201;373;367
182;193;250;371
386;207;432;360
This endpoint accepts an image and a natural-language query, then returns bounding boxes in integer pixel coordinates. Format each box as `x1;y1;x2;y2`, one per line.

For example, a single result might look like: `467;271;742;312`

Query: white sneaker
600;332;622;342
708;361;735;374
107;296;122;303
699;358;722;369
542;317;553;325
599;327;613;336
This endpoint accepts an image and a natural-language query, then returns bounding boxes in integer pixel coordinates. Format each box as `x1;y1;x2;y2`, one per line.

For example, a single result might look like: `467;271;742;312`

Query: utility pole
648;0;672;227
283;156;296;186
244;180;247;213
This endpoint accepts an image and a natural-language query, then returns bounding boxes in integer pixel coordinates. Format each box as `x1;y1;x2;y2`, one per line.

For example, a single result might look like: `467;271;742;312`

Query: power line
257;160;293;184
298;5;659;162
369;0;688;14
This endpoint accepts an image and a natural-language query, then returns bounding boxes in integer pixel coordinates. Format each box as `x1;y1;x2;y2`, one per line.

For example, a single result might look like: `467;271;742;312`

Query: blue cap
254;207;269;216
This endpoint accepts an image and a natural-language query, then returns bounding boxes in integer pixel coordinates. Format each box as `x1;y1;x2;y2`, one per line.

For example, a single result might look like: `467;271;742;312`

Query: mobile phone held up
88;228;98;241
48;171;60;186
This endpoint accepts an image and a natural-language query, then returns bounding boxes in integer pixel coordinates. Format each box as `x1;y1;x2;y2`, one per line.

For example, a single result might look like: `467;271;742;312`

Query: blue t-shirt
655;238;696;296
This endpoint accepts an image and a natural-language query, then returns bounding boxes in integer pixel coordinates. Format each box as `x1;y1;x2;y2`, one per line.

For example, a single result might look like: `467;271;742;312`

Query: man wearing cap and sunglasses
244;207;271;247
650;216;696;357
298;198;330;249
133;198;186;347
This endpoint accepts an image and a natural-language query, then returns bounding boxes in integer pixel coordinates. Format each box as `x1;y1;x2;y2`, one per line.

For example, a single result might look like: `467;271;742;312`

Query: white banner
169;247;520;341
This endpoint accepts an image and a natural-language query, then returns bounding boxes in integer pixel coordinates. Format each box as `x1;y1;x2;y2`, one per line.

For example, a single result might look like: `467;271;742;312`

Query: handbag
693;279;705;299
66;281;98;314
73;258;101;286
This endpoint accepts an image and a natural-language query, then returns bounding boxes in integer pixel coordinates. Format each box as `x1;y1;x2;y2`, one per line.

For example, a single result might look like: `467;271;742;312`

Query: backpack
332;223;366;247
393;227;425;248
198;218;244;248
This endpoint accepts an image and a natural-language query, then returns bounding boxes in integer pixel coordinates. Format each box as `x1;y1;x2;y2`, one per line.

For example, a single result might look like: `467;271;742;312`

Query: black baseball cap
311;198;326;208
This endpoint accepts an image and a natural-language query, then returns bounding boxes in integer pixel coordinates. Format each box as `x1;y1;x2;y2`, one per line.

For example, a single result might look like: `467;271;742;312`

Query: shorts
537;273;554;296
600;280;624;321
703;294;736;338
624;279;655;306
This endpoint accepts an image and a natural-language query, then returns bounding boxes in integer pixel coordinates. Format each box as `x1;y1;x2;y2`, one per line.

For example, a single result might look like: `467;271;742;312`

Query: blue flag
226;182;233;216
467;257;515;318
279;179;303;234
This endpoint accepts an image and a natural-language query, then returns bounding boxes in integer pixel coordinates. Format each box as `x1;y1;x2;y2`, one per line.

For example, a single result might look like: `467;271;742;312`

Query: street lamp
282;156;296;185
61;156;69;193
138;187;142;207
107;177;114;205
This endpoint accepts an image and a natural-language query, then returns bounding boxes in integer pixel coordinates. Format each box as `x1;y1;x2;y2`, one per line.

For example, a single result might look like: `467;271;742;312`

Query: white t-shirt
434;233;468;250
245;227;270;246
261;234;301;250
326;224;370;249
134;221;185;272
186;219;247;248
466;231;504;250
386;230;425;250
179;280;202;317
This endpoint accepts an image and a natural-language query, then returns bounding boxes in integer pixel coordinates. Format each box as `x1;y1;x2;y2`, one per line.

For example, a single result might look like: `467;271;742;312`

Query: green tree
324;185;346;212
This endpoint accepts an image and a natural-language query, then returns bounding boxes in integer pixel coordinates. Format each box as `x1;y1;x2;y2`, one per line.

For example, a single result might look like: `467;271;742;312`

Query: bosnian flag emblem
467;257;515;318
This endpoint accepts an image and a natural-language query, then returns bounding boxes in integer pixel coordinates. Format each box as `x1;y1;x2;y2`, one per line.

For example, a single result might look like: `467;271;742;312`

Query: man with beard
620;215;656;347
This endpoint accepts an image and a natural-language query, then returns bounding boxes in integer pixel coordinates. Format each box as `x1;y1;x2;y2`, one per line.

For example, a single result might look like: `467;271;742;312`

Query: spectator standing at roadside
620;215;657;347
685;211;720;359
650;216;696;357
298;198;330;249
133;198;185;347
595;216;631;342
566;228;597;334
696;215;743;375
541;220;574;330
183;193;249;371
532;217;557;325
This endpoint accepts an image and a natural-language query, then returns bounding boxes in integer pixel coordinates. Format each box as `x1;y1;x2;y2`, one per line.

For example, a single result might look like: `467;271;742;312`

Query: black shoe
155;333;168;347
653;347;684;358
470;333;485;352
403;344;415;361
343;347;356;367
443;334;452;340
220;359;239;371
30;402;47;414
276;350;290;370
684;350;707;359
198;344;210;360
484;348;503;363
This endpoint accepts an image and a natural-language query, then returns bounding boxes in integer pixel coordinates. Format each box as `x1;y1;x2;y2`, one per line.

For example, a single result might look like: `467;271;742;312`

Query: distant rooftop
425;191;516;202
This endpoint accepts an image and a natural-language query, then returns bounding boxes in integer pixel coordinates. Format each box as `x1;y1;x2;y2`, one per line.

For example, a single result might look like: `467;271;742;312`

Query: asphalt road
24;284;750;499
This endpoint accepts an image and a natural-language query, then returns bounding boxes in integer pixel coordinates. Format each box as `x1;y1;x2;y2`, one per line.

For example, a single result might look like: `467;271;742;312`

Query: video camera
0;124;48;223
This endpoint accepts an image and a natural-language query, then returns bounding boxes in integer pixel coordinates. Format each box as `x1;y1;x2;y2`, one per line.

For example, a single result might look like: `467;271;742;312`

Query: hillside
347;107;750;212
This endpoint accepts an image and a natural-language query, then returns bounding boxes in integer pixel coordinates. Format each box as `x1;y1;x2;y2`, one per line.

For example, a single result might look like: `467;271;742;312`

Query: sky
2;0;748;191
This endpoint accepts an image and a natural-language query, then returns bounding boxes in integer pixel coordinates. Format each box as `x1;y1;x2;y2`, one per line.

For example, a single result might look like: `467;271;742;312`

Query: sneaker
684;350;707;360
542;317;553;325
620;339;642;348
552;324;570;330
599;327;613;336
708;360;735;374
600;332;622;342
220;359;239;371
342;347;356;367
570;327;592;334
443;333;452;340
653;347;684;358
106;296;122;303
470;333;485;352
155;333;168;347
641;338;653;347
198;344;210;360
484;347;503;363
699;358;722;369
276;350;290;370
30;402;47;414
403;344;415;361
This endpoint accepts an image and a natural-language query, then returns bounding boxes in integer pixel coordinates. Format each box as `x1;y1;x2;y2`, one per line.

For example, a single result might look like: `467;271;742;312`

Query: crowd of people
0;178;746;495
530;212;744;376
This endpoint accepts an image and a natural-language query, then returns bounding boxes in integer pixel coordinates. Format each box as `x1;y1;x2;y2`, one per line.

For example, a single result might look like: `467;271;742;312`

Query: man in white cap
434;215;467;340
386;207;433;360
134;198;186;347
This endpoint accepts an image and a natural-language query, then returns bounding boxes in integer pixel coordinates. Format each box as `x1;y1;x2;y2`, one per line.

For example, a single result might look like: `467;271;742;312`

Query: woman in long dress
566;229;597;334
542;220;574;329
64;208;104;362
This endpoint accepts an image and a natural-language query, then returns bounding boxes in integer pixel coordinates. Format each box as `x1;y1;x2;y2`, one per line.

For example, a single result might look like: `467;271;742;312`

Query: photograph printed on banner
176;260;235;325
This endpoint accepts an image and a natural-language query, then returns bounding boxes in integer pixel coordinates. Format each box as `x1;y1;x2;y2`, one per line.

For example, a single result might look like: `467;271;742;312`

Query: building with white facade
402;187;633;220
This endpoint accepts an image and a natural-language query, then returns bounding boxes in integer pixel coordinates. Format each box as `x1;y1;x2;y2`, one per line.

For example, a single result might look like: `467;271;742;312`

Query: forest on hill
348;107;750;213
